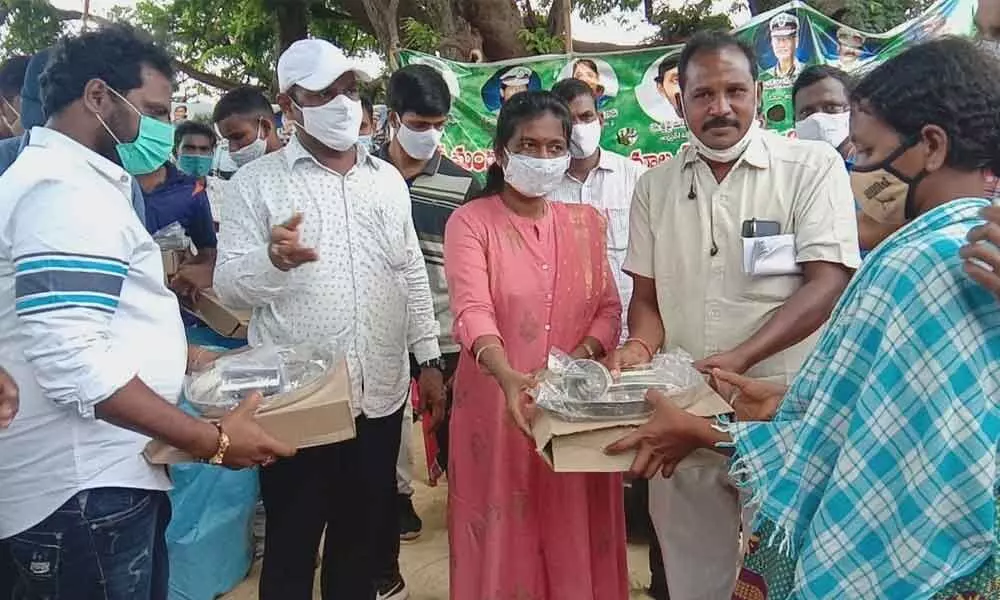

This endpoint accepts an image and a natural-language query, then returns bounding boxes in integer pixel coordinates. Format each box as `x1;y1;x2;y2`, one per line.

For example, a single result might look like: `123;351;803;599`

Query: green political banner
398;0;974;175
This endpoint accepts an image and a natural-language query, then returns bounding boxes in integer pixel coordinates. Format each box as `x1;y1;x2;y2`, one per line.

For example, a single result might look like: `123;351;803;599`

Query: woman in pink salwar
443;91;628;600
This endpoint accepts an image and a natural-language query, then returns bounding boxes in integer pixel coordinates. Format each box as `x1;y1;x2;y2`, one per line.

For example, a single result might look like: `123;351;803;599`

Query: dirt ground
222;422;655;599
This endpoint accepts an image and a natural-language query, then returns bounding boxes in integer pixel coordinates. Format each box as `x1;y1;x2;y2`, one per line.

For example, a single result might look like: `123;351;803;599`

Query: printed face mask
503;151;570;198
95;85;175;176
292;95;362;151
851;137;926;223
570;120;602;159
230;120;267;168
396;121;443;160
795;111;851;149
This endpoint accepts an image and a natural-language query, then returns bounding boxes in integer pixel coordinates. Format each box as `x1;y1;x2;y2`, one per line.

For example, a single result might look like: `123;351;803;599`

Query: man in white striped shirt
0;26;290;600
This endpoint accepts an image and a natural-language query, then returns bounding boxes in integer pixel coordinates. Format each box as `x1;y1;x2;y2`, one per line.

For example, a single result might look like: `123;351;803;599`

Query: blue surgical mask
177;154;214;177
358;134;374;152
95;84;175;176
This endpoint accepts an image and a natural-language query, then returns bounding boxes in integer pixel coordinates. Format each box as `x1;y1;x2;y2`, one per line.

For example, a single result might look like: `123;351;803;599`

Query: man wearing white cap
214;38;443;600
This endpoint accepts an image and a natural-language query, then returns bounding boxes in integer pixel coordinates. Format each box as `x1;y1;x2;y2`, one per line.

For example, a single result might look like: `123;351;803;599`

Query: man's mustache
703;117;740;130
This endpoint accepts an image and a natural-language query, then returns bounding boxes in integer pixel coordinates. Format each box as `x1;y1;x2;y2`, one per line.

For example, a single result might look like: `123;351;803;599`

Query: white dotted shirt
214;136;441;418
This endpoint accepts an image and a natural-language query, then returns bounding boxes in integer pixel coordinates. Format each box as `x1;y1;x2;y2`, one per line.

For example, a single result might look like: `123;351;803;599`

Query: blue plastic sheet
166;329;257;600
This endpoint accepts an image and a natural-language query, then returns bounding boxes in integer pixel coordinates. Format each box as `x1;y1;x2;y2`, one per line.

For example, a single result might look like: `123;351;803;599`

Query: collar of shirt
681;128;770;171
28;126;132;195
283;133;383;173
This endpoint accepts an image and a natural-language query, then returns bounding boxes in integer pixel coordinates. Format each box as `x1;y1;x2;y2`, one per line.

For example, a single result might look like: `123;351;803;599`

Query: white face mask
229;121;267;168
292;95;362;151
396;121;443;160
795;111;850;149
503;152;570;198
682;91;759;163
570;120;602;159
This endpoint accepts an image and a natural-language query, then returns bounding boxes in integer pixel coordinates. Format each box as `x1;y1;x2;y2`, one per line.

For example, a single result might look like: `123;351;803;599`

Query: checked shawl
729;198;1000;599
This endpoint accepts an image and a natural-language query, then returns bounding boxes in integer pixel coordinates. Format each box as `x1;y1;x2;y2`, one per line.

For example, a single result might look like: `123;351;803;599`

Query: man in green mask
175;120;217;179
138;119;218;298
0;24;293;599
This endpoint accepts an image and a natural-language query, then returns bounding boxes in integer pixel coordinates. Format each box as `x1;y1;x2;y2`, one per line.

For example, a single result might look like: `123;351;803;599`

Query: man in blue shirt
138;153;218;296
0;49;148;226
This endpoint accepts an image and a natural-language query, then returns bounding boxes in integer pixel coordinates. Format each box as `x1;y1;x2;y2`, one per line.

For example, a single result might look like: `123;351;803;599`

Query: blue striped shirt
0;127;187;538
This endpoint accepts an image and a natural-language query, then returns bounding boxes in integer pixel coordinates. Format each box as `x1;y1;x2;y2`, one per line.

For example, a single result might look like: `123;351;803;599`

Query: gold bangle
208;422;231;465
625;337;655;361
475;343;503;368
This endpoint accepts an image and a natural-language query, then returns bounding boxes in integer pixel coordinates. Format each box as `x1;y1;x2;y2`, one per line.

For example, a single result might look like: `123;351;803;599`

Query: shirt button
541;264;549;271
544;324;551;331
546;293;553;300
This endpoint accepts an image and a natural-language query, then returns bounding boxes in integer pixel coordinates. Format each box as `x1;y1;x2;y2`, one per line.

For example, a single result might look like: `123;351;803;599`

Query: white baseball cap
277;39;372;94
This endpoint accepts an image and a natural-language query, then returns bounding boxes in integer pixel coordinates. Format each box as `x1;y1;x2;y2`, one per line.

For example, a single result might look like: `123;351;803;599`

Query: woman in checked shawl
609;37;1000;600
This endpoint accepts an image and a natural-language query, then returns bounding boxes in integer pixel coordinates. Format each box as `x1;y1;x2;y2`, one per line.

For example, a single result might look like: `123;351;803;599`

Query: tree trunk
458;0;527;60
547;0;570;50
359;0;402;69
271;0;310;53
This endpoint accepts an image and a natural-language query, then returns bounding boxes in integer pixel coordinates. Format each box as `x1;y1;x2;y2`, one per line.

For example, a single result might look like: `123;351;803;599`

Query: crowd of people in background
0;2;998;599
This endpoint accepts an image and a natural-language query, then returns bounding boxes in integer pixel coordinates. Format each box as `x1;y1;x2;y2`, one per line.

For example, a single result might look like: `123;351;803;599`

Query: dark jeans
0;488;171;600
259;404;404;600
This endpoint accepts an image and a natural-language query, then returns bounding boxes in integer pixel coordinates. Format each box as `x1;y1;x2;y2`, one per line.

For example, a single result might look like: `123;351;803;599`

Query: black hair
0;55;30;98
477;90;572;198
852;36;1000;175
361;95;373;119
174;120;217;150
551;78;596;106
573;59;599;76
387;64;450;117
41;25;173;118
677;31;758;90
655;54;680;83
212;85;275;124
792;65;853;105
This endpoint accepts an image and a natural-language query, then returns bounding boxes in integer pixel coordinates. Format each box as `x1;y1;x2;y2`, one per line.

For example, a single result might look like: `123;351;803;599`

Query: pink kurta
443;195;628;600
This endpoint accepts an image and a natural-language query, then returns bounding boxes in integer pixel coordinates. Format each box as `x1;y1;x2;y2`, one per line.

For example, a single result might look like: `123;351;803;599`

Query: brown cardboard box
161;249;186;281
185;290;250;339
532;383;733;473
144;360;356;464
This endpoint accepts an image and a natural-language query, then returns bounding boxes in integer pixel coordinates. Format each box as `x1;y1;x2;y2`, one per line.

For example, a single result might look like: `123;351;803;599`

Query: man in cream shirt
611;32;859;599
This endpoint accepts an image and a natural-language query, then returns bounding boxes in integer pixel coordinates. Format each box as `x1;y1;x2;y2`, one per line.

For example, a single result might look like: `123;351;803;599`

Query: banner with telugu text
398;0;974;175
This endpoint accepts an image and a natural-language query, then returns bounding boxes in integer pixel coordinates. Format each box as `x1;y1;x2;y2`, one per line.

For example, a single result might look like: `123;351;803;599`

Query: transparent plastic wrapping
531;348;703;422
153;221;190;251
184;344;335;418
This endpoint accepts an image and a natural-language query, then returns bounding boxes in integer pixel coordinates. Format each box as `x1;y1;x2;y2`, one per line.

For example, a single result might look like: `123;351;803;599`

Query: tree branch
171;59;243;90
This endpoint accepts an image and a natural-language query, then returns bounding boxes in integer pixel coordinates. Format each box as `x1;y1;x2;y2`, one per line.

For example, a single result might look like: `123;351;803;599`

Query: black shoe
376;574;409;600
398;494;422;541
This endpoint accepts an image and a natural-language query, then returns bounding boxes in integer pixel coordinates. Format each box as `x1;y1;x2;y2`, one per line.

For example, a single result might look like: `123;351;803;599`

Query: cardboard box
161;249;186;281
532;383;733;473
184;290;251;339
144;359;356;464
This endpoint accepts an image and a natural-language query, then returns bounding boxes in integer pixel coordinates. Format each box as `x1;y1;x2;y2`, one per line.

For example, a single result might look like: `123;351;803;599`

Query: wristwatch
419;357;446;372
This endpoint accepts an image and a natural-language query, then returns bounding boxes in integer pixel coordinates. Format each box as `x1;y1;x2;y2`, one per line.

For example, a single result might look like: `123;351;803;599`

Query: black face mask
851;136;927;220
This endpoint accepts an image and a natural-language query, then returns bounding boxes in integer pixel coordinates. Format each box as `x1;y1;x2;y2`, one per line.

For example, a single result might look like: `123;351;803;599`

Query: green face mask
95;84;175;176
177;154;214;177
